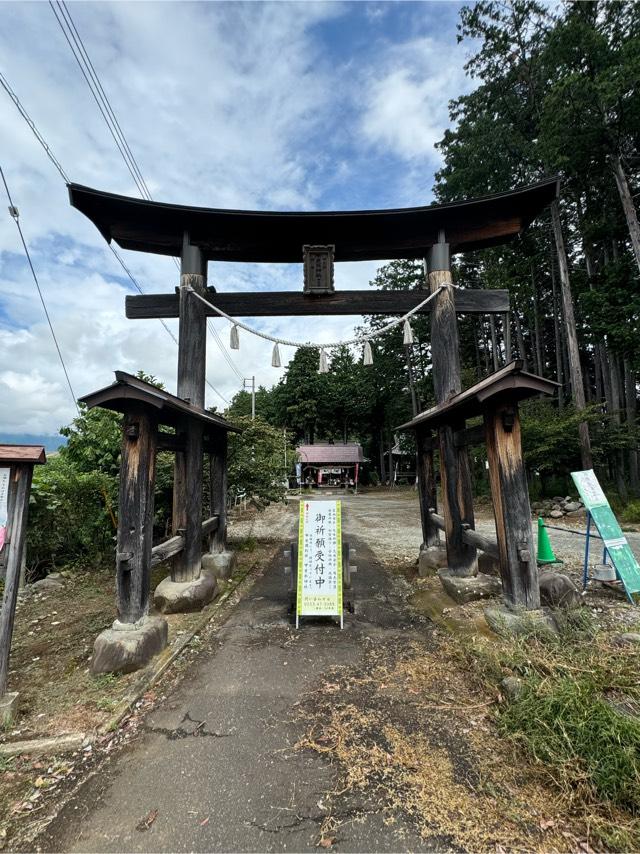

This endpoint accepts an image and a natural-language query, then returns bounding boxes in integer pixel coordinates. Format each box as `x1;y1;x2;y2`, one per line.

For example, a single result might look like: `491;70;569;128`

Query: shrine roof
79;372;241;433
0;445;47;465
397;361;559;431
297;444;364;465
68;178;559;263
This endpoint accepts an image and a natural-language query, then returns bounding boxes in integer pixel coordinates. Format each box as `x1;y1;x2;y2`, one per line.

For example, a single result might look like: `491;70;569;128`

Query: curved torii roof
68;178;559;263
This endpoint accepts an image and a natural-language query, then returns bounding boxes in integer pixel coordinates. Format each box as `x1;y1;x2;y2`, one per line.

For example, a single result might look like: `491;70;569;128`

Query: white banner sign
0;467;10;553
297;500;342;621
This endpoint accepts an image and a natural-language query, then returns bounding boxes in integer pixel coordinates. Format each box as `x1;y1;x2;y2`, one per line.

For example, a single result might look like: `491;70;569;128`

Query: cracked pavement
38;501;435;853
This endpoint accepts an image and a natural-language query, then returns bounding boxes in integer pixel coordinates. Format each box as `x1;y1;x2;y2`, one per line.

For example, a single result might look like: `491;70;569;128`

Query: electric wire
1;163;79;412
0;72;69;183
0;71;229;405
55;0;152;200
48;3;244;389
48;1;149;200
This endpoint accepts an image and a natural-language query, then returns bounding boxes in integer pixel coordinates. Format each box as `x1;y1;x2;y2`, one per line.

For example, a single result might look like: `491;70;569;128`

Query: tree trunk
550;256;564;408
624;357;640;495
531;265;544;376
473;320;483;378
503;312;512;363
379;426;386;483
609;351;628;501
550;201;593;469
612;154;640;276
489;315;499;371
514;308;529;371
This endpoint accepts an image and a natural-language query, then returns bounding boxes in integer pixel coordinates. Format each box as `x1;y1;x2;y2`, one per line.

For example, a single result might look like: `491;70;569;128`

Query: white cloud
0;2;467;436
359;34;473;177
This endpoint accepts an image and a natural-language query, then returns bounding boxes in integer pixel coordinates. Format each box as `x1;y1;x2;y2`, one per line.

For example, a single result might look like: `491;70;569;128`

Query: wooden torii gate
69;177;559;651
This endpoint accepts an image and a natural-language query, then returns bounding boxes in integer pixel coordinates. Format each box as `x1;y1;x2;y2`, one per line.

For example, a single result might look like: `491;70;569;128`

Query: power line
58;0;152;199
48;4;244;391
48;1;150;200
0;72;69;183
1;163;78;412
58;1;152;200
0;71;230;405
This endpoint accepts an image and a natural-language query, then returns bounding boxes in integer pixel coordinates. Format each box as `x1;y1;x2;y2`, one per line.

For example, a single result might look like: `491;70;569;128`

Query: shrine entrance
69;176;560;673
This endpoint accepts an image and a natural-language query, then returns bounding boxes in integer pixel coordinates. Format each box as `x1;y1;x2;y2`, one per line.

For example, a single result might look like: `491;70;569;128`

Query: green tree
226;416;293;504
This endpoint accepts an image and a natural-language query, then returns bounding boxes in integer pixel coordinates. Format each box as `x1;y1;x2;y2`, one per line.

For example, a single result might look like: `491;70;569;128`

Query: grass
446;608;640;850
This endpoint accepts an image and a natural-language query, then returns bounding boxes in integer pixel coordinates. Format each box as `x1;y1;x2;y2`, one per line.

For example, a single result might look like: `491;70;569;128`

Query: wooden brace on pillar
116;408;157;624
209;431;228;554
416;427;439;548
484;401;539;610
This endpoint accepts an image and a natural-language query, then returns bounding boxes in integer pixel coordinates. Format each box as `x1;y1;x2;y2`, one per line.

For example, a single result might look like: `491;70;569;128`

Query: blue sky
0;0;475;437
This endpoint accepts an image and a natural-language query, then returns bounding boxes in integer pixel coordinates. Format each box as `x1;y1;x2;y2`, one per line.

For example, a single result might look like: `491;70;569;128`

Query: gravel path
228;490;640;571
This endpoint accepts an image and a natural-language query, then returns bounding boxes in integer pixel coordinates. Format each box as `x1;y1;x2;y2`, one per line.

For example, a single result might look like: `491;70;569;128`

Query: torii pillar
424;233;478;578
154;235;232;611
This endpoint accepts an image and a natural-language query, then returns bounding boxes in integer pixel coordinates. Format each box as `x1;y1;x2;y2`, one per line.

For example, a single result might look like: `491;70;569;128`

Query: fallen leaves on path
136;808;158;832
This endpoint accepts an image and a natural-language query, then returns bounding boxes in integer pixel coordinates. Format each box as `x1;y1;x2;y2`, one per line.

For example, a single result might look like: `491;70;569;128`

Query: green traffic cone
537;517;559;565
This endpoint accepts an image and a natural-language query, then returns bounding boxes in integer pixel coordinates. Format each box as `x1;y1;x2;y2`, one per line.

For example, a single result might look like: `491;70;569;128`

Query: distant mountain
0;434;67;454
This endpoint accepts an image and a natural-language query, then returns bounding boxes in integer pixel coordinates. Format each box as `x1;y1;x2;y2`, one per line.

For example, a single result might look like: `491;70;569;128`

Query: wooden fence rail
150;515;219;568
431;513;499;560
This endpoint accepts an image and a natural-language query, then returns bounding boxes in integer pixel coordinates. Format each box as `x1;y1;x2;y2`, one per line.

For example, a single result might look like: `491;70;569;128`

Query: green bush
622;500;640;524
27;455;116;573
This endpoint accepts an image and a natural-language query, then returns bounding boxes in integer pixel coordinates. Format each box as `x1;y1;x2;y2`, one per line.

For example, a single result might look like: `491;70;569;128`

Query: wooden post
484;401;539;610
425;237;478;576
116;408;158;624
0;464;33;698
416;427;439;548
209;431;228;553
173;235;207;582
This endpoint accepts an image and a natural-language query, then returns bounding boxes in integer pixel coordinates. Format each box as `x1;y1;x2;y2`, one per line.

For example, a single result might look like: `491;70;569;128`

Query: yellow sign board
296;500;342;627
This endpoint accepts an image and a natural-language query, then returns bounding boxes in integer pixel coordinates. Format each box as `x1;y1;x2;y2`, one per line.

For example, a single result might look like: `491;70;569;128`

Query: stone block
154;572;217;614
484;605;558;638
549;510;564;519
438;568;501;604
0;692;19;726
32;575;65;592
418;546;448;577
201;550;236;581
500;676;523;700
563;501;581;512
539;570;582;609
90;616;168;675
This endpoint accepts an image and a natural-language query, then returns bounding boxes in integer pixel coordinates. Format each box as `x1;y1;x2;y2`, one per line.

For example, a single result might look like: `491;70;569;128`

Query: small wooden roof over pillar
397;361;559;433
0;446;47;465
78;371;240;436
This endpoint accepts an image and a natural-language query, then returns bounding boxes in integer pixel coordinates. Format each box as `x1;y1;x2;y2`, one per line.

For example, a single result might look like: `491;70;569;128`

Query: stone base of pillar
201;551;236;581
484;604;558;638
438;568;501;604
90;616;168;675
0;692;19;726
418;545;448;577
153;572;217;614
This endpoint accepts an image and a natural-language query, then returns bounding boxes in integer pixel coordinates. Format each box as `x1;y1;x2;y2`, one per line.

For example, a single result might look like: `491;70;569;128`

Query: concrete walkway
39;534;435;853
